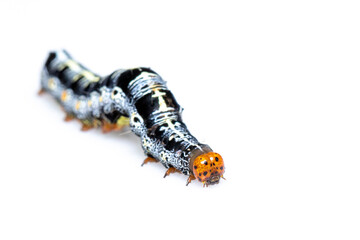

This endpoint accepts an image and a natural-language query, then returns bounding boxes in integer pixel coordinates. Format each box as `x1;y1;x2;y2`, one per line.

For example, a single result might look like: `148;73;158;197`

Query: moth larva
40;50;225;187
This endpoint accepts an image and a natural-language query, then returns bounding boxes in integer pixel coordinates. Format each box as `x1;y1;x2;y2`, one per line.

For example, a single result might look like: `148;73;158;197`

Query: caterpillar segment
40;50;225;186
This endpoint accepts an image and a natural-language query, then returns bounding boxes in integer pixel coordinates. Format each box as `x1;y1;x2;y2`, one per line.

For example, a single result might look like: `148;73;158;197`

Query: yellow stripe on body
117;116;130;127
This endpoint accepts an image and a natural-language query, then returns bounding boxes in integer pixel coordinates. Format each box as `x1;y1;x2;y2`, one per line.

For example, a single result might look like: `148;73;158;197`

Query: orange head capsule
191;152;225;186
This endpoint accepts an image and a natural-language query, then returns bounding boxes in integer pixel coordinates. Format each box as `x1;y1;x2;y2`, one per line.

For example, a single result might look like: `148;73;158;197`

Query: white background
0;0;359;239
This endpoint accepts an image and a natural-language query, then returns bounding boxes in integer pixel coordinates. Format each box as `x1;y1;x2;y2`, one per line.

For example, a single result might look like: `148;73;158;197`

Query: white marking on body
152;88;171;112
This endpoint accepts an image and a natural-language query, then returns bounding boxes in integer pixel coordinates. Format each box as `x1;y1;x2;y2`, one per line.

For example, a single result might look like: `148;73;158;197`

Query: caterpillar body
40;50;225;186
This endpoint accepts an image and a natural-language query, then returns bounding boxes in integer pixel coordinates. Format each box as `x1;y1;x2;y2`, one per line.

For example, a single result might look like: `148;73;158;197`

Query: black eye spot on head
133;117;140;123
215;157;219;162
113;89;118;95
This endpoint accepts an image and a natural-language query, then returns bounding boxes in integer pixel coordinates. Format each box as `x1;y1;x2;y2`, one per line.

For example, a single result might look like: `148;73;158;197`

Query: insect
39;50;225;187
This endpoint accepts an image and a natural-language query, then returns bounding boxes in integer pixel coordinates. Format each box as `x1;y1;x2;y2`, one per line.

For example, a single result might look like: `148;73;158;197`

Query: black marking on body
45;51;102;96
135;90;180;122
116;68;157;97
147;121;197;155
45;52;56;69
104;111;123;123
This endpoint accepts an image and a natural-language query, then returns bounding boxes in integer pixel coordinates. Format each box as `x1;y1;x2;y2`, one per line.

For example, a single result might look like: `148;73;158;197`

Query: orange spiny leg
38;88;46;95
80;120;95;131
64;113;75;122
186;175;196;186
163;167;181;178
80;119;102;131
102;121;115;133
81;124;93;131
141;157;158;166
101;121;124;133
101;117;129;133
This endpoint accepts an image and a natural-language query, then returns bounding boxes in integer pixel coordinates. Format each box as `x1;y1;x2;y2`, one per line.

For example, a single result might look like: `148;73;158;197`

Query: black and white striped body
41;50;212;175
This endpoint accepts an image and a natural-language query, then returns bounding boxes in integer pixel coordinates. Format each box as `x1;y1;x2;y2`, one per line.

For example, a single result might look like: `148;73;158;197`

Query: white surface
0;0;359;239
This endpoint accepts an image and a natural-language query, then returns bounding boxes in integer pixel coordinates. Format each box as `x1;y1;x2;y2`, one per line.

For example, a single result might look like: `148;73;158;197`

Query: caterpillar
39;50;225;187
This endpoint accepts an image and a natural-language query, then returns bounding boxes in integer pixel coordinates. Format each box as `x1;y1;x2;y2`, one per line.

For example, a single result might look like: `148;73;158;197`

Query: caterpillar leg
38;88;46;95
186;175;196;186
101;121;125;133
101;116;129;133
80;119;99;131
141;156;158;166
81;123;94;131
163;167;181;178
64;113;75;122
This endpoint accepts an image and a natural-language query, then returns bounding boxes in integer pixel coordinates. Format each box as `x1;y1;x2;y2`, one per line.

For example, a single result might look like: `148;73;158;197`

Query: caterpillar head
192;152;225;187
